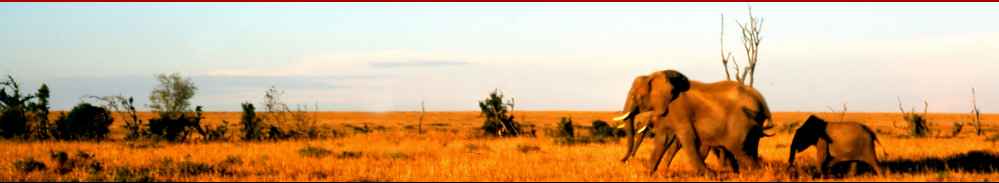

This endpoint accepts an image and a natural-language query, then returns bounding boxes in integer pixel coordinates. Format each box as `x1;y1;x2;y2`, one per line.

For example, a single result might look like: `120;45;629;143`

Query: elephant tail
861;124;889;159
742;106;776;137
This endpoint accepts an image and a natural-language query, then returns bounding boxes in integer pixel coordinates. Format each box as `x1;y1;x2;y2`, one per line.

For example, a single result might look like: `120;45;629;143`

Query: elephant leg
673;124;713;176
864;157;882;176
660;134;681;169
718;149;740;173
819;157;832;177
730;148;762;173
646;131;672;175
848;161;859;176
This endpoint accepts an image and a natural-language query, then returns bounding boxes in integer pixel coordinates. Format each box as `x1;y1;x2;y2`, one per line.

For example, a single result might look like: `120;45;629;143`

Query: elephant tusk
613;113;631;121
637;126;648;134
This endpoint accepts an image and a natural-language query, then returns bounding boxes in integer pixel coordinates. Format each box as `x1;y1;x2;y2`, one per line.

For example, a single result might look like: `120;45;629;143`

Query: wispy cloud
368;60;470;69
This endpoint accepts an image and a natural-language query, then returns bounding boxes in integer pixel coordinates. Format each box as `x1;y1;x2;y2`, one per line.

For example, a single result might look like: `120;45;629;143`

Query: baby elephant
788;115;883;176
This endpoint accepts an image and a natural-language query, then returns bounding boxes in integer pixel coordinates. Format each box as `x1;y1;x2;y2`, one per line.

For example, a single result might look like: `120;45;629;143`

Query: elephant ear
648;70;691;117
792;114;828;151
623;75;651;113
664;70;690;94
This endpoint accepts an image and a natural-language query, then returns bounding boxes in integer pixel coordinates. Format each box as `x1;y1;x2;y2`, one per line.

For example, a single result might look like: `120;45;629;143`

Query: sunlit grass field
1;111;996;181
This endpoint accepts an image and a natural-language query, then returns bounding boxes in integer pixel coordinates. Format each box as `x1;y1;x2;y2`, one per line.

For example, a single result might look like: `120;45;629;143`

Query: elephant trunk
617;107;639;162
787;147;798;168
787;133;808;168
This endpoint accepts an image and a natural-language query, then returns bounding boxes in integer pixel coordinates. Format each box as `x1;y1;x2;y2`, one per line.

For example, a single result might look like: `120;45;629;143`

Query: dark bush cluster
0;75;53;139
241;103;262;141
0;73;349;143
590;120;618;138
13;157;46;172
558;117;574;138
148;106;204;142
49;150;103;175
53;103;113;140
903;113;930;137
551;117;618;145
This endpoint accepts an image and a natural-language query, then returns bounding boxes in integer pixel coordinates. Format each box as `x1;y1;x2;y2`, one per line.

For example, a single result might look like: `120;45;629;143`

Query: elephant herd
611;69;884;177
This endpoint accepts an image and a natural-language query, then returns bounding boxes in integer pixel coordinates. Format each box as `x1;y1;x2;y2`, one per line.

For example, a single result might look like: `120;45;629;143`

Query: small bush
202;120;230;141
591;120;617;138
904;113;930;137
148;106;203;142
337;151;363;159
987;133;999;143
299;145;332;158
113;167;153;182
220;155;243;166
387;152;411;160
49;150;102;175
53;103;113;140
478;89;521;137
13;157;46;172
177;160;213;176
557;117;574;138
241;102;261;141
951;121;965;137
516;144;541;153
27;84;51;140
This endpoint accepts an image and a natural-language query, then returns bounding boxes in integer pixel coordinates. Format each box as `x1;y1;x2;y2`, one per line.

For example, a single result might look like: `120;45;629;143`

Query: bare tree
738;6;763;87
972;87;983;136
897;97;930;137
419;101;425;134
826;102;848;122
720;14;734;81
720;6;764;87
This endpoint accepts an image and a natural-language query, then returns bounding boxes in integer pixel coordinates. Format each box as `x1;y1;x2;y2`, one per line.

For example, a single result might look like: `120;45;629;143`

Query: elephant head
614;70;690;162
614;70;691;121
788;115;831;167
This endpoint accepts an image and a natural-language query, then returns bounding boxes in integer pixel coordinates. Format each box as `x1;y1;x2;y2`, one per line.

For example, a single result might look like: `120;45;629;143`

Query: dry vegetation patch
0;111;995;181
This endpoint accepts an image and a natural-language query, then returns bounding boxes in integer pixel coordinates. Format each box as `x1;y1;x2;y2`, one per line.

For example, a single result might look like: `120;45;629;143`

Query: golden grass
0;111;996;181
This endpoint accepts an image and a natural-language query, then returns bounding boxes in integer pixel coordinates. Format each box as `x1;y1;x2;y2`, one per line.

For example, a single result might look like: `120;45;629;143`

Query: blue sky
2;3;998;112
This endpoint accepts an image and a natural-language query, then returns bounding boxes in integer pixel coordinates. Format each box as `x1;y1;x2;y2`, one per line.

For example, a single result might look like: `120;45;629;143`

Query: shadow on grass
882;150;999;173
784;150;999;178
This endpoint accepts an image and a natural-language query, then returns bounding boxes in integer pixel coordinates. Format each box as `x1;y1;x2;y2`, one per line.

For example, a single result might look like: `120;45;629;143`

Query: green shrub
149;73;197;118
147;73;202;142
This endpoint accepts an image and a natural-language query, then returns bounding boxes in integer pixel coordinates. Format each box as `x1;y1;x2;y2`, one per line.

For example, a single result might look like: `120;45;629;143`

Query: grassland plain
0;111;996;181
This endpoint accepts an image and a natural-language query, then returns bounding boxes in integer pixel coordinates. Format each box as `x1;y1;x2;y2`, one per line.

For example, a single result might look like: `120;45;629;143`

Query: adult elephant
613;69;773;175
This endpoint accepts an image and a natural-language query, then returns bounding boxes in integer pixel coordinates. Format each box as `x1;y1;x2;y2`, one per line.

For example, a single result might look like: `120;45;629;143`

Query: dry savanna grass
1;111;997;181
